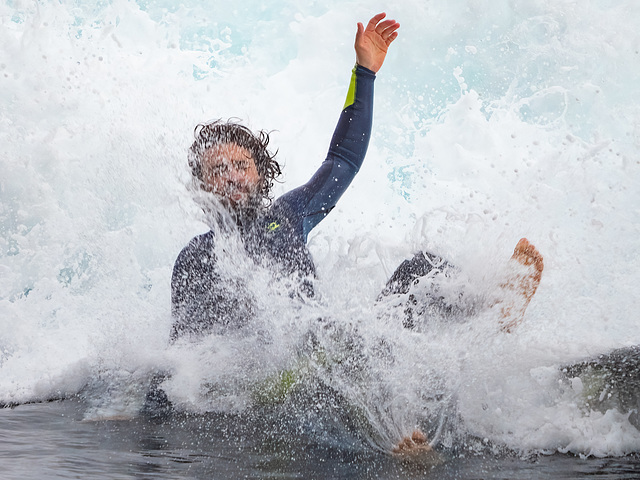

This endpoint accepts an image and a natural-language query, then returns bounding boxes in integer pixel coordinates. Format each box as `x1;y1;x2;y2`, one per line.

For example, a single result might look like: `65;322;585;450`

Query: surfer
169;11;545;456
171;13;400;339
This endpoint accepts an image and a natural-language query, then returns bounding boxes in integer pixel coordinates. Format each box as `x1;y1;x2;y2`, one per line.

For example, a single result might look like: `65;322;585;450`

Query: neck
209;198;263;233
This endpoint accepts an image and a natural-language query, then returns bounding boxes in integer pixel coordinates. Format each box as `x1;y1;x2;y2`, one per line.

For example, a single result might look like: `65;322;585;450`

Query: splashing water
2;0;640;459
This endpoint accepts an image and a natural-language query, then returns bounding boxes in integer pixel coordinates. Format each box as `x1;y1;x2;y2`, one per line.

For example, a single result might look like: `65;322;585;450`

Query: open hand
355;13;400;73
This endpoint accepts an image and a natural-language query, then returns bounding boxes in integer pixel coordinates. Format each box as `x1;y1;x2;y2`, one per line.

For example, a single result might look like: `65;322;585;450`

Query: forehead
203;143;253;163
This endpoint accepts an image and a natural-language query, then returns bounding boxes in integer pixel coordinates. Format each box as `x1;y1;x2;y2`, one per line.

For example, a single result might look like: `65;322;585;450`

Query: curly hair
188;119;282;203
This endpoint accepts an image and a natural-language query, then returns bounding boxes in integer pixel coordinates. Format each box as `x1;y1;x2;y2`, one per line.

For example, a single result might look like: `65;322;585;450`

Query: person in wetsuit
164;14;547;455
171;11;545;341
171;13;401;340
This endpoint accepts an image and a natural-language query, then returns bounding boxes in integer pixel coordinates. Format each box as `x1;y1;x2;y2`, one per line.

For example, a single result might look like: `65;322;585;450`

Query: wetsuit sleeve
277;64;376;241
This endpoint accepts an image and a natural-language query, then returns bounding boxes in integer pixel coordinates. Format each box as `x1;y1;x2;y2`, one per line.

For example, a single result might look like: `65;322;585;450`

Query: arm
277;13;400;241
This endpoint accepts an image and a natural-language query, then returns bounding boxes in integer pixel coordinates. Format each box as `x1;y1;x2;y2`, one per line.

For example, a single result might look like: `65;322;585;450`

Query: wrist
355;63;376;76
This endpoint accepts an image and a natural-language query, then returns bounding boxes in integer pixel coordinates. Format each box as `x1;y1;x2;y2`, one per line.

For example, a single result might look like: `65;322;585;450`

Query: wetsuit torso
171;65;376;339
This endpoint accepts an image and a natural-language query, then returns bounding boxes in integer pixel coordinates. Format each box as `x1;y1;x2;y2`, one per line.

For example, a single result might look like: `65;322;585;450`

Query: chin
229;194;263;212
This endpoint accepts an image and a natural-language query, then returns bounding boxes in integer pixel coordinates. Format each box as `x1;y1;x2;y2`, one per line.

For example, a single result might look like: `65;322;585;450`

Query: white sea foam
1;0;640;456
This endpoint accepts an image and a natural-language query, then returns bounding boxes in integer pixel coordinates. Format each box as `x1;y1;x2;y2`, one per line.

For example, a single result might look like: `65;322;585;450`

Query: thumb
356;22;364;40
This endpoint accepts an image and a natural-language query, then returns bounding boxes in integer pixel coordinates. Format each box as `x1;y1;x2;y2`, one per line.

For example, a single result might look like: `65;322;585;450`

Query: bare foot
498;238;544;332
392;430;441;464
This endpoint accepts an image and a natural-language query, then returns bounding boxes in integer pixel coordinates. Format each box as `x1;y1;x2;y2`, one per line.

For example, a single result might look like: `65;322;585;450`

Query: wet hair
188;119;282;203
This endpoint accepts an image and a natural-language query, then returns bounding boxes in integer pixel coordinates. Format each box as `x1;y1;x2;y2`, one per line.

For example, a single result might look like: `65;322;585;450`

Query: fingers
378;22;400;43
355;22;364;41
365;13;399;45
365;12;387;31
366;13;400;34
385;30;399;45
375;19;399;34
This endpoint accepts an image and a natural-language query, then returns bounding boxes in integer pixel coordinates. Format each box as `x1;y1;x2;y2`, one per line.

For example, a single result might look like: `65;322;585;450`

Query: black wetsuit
171;65;376;339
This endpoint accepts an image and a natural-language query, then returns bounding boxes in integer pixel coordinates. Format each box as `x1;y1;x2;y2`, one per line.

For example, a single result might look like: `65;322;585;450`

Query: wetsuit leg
378;252;458;329
380;251;452;296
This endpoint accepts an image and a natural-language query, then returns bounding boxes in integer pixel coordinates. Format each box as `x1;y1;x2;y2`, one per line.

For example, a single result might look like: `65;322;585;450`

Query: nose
224;169;249;187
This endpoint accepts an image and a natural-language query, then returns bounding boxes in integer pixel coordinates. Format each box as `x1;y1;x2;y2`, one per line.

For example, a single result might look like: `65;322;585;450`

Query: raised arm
275;14;400;241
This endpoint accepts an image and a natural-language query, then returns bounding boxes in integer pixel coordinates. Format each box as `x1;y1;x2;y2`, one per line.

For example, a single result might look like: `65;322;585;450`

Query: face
201;143;262;209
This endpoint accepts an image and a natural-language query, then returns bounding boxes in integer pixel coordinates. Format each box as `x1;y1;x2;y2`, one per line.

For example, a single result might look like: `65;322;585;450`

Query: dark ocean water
3;400;640;480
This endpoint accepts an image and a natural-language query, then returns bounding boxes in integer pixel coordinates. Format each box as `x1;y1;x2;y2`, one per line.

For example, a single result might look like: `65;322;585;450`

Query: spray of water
2;0;640;457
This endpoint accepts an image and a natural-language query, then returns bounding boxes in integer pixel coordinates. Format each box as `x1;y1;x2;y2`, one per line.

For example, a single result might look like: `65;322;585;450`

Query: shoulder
179;230;214;254
271;183;315;216
173;231;216;272
267;193;295;220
